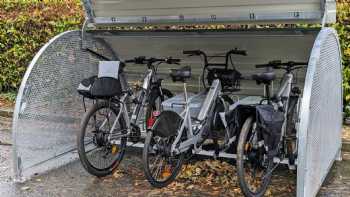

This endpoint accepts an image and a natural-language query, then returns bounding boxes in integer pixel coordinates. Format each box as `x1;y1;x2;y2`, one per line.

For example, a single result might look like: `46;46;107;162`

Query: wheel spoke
79;104;126;173
150;154;162;175
154;158;165;180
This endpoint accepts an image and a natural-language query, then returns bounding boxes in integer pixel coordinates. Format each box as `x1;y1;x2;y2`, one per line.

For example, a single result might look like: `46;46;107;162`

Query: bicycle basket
207;68;242;91
152;111;183;137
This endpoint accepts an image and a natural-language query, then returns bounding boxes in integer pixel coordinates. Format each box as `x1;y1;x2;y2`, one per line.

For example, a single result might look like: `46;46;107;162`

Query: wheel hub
94;132;108;147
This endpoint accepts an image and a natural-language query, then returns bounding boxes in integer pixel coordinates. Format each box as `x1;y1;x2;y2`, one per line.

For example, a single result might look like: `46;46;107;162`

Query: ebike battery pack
162;91;206;118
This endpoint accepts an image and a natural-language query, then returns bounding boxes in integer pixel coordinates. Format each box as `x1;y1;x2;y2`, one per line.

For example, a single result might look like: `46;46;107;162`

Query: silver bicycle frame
171;79;222;155
108;69;154;143
275;73;294;141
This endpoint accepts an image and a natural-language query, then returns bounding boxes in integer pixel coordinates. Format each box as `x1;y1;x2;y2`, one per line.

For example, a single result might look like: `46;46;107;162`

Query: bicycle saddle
170;66;191;82
252;71;276;85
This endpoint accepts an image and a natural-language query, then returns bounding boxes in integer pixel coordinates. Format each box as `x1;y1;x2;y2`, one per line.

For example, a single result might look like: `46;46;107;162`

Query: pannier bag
77;76;98;99
225;104;256;137
207;68;242;91
256;105;285;157
152;111;183;137
77;61;123;99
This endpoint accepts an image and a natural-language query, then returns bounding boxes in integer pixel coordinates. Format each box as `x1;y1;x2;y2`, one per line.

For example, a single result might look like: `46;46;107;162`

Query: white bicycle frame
170;79;222;155
274;72;296;140
98;69;155;143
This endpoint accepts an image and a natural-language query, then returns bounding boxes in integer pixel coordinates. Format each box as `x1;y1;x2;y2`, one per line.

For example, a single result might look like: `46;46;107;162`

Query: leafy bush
334;1;350;116
0;0;84;92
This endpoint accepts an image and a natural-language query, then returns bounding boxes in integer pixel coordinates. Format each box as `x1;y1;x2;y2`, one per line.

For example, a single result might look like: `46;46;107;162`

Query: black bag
207;68;242;90
90;77;122;99
77;60;124;99
77;76;122;99
77;76;97;99
256;105;285;157
152;111;183;137
225;104;256;137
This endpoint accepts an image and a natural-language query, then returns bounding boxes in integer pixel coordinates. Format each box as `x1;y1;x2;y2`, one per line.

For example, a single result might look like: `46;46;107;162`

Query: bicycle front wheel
77;101;127;177
237;116;273;197
143;131;185;188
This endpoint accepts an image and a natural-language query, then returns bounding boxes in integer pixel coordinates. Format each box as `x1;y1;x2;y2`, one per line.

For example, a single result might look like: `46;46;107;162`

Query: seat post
265;84;271;103
183;82;189;105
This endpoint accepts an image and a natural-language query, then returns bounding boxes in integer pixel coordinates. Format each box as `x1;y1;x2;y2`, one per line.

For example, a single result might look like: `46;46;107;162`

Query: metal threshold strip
122;140;293;165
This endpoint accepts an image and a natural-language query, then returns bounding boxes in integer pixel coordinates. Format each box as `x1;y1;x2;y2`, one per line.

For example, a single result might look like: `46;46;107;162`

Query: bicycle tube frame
275;73;294;139
171;80;222;154
107;68;155;141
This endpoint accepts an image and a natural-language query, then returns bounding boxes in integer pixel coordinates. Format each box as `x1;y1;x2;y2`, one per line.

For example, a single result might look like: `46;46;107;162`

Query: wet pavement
0;116;349;197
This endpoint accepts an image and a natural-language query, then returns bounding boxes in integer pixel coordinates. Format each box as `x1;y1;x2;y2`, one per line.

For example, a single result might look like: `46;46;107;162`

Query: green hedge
0;0;84;92
334;1;350;115
0;0;350;114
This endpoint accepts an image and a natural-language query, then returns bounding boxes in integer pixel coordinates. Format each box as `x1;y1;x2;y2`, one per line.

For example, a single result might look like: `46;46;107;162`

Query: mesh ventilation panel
12;31;115;180
297;28;342;197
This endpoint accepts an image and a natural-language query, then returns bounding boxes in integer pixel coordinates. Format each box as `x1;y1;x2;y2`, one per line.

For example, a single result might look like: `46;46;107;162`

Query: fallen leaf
21;186;30;191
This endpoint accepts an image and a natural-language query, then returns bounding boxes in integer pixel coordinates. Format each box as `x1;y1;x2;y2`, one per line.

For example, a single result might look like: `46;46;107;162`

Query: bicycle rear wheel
77;101;127;177
237;116;273;197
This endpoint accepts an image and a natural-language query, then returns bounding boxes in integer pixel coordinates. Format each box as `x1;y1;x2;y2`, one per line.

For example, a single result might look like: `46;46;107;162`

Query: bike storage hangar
12;0;341;196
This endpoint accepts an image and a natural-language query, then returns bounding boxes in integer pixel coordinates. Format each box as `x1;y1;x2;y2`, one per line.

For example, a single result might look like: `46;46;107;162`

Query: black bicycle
77;54;179;177
236;61;307;197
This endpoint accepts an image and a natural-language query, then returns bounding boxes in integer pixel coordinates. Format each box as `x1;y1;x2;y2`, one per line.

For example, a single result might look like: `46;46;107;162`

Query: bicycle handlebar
125;56;181;65
183;49;247;57
256;60;308;69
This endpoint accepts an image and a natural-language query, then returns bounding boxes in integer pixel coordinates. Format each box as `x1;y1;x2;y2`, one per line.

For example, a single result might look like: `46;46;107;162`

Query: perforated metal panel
12;30;116;181
297;28;342;197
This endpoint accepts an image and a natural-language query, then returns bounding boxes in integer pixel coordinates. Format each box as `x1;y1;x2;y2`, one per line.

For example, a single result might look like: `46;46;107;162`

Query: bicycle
142;49;246;188
184;49;246;93
235;60;307;197
76;55;179;177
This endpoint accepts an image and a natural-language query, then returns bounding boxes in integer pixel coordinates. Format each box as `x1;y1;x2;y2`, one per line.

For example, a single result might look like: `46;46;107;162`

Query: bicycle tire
143;131;185;188
77;101;127;177
237;116;273;197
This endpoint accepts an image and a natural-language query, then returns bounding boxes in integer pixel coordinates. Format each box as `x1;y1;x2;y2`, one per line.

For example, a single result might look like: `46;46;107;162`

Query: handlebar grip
237;50;247;56
183;50;201;56
125;59;135;63
235;50;247;56
255;64;270;68
293;62;309;66
166;58;181;64
227;49;247;56
171;58;181;63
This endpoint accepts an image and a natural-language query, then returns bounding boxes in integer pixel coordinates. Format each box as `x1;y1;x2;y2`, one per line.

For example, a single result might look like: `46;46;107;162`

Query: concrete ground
0;116;349;197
